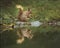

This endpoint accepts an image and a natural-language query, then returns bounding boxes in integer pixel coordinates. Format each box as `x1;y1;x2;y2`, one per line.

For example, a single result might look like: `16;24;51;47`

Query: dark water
0;24;60;48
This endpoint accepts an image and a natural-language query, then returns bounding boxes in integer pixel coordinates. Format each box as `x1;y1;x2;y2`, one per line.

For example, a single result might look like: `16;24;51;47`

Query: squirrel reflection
17;28;33;44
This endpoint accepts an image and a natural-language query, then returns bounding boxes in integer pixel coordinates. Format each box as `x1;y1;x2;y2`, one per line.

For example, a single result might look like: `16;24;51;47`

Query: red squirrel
17;8;32;22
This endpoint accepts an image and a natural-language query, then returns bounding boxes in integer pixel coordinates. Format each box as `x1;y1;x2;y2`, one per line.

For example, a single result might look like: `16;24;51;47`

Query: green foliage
0;0;60;23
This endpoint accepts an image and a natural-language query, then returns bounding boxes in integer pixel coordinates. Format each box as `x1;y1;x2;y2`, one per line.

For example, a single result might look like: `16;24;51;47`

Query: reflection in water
0;24;14;33
0;21;60;45
16;28;33;44
0;22;60;48
17;37;24;44
0;21;42;44
14;21;42;44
